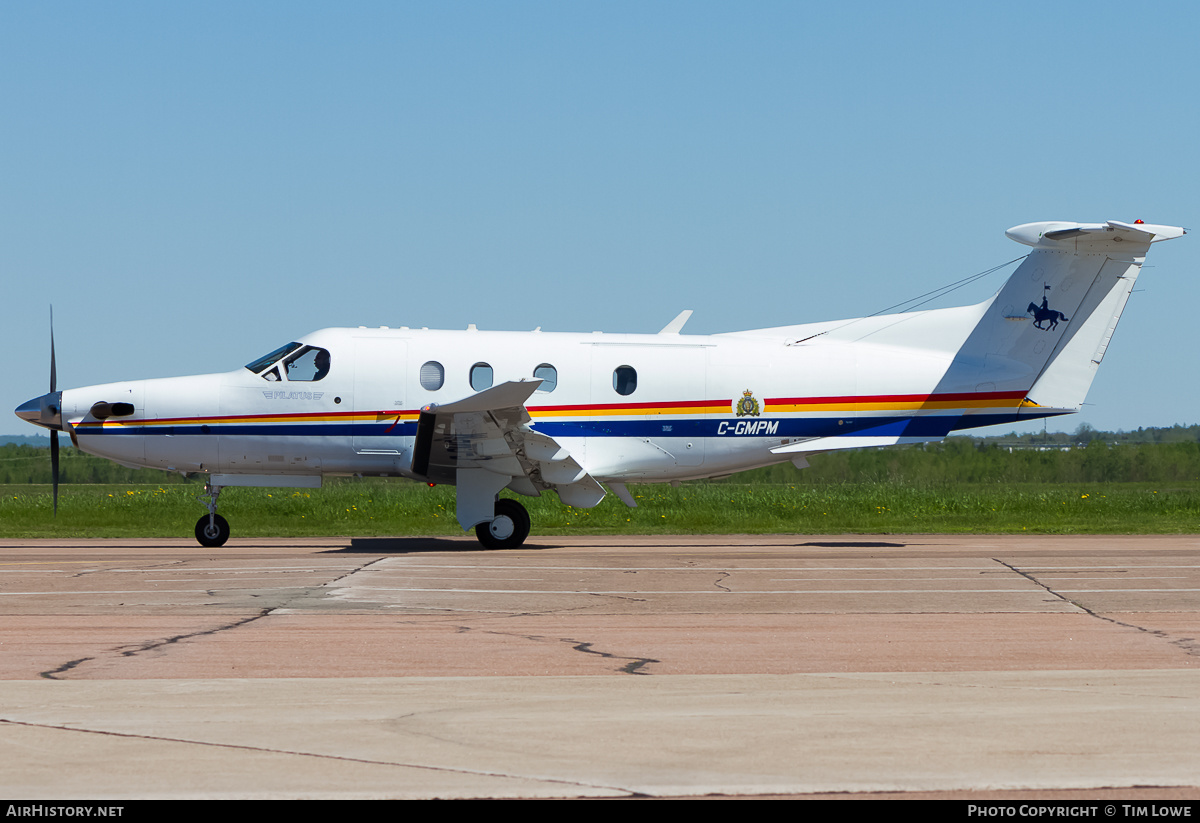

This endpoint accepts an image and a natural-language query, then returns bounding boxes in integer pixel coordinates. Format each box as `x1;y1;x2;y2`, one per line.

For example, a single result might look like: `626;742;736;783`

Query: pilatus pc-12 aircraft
16;219;1185;549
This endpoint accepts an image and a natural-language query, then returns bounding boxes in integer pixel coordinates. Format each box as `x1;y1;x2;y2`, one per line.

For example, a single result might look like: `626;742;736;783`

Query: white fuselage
57;306;1043;487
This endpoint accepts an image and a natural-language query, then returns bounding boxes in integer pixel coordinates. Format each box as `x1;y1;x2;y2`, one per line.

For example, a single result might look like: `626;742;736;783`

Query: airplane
15;219;1185;549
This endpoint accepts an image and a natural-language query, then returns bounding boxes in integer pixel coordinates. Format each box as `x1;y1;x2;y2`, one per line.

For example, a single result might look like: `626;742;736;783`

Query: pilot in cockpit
312;349;330;381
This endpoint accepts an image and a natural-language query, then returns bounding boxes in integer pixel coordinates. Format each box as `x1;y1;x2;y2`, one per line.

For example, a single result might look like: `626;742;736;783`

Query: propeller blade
49;307;61;515
51;429;59;517
50;306;57;393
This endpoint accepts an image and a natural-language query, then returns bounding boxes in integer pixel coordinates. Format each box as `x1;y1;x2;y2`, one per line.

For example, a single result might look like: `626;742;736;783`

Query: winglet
658;310;693;335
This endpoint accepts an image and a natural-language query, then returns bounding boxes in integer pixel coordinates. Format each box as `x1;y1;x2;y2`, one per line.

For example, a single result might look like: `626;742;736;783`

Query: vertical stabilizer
935;221;1184;414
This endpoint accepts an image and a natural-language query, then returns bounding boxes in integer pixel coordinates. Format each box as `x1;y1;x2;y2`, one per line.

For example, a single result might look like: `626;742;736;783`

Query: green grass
3;478;1199;538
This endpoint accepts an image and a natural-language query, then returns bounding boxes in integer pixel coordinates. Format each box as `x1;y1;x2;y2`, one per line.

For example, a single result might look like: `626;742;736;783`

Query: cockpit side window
245;342;302;375
282;346;331;382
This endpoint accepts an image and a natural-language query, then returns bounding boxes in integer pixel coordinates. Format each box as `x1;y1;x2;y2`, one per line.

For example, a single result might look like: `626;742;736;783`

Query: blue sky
3;1;1197;436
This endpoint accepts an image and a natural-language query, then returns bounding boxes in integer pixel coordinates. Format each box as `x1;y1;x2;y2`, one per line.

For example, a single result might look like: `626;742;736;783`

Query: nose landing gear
195;481;230;547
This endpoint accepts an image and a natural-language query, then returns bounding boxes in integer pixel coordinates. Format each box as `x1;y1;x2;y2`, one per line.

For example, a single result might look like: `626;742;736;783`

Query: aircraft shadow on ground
327;537;909;554
333;537;567;553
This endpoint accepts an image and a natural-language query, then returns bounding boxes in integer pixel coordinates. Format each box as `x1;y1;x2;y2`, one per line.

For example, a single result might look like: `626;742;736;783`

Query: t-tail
935;220;1185;421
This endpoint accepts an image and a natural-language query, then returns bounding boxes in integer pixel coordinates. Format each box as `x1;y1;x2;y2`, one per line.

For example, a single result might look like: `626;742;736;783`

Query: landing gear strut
195;481;230;547
475;498;530;550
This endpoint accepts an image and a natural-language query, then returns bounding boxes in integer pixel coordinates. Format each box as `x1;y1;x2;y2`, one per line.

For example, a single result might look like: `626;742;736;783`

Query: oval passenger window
470;363;494;391
420;361;445;391
534;364;557;392
613;365;637;396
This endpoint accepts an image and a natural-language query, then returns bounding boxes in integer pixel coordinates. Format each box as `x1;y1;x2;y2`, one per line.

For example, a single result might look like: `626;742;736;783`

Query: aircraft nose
14;391;62;430
15;396;42;424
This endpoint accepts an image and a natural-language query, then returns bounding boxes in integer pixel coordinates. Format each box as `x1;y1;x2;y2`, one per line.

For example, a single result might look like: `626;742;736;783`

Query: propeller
49;308;60;516
14;309;75;515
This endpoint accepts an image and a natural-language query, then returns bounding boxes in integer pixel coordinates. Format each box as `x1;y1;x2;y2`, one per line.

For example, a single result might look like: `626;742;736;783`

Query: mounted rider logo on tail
1027;284;1069;331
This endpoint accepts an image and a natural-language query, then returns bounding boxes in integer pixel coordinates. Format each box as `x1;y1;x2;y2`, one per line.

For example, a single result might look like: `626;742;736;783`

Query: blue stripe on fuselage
75;410;1067;441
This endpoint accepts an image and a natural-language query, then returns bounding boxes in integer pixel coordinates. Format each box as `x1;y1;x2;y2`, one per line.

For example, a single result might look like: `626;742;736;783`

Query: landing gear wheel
475;498;531;550
195;514;230;548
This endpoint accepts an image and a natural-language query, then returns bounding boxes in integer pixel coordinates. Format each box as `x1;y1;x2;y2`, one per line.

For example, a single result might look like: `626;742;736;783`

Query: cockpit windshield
245;343;302;374
245;343;330;382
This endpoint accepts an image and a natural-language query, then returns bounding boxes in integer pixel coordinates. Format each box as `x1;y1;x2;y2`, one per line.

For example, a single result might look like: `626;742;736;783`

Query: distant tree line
729;438;1200;485
968;422;1200;447
0;444;196;485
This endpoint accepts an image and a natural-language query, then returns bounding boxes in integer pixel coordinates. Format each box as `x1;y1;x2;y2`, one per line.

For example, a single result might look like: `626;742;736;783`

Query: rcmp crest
735;389;761;417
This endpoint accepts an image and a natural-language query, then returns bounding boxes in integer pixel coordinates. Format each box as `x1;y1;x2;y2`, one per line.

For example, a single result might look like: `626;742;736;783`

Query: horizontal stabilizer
771;436;912;454
1006;221;1185;248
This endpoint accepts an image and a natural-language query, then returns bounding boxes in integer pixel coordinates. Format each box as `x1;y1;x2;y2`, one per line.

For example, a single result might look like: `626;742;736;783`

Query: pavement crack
111;609;275;661
0;718;634;797
566;639;659;675
991;557;1078;609
40;609;283;679
993;558;1200;659
45;559;398;679
585;591;648;604
452;626;660;674
68;559;186;579
324;557;387;587
40;658;93;680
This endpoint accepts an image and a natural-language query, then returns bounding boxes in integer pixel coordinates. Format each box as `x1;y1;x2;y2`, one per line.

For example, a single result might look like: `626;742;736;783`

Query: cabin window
613;365;637;396
533;364;557;393
282;347;331;382
420;361;445;391
470;362;494;391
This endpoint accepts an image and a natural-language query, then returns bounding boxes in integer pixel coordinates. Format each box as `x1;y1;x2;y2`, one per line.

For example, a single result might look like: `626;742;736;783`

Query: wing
410;380;606;530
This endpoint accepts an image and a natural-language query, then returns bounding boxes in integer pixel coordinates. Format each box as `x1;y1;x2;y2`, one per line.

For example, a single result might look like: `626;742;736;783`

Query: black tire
195;514;231;548
475;498;531;550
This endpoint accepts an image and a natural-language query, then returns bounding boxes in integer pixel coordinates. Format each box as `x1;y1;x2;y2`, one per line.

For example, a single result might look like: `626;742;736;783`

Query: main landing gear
475;498;531;550
189;482;531;550
195;481;230;548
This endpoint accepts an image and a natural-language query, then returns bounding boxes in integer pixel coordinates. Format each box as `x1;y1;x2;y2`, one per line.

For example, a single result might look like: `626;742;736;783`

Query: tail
936;220;1185;417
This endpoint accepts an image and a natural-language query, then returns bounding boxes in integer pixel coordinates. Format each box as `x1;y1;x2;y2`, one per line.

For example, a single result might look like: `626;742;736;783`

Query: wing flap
410;380;606;529
557;480;606;508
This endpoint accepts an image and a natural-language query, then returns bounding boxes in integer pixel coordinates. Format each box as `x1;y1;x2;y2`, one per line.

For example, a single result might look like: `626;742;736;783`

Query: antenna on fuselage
658;310;693;335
